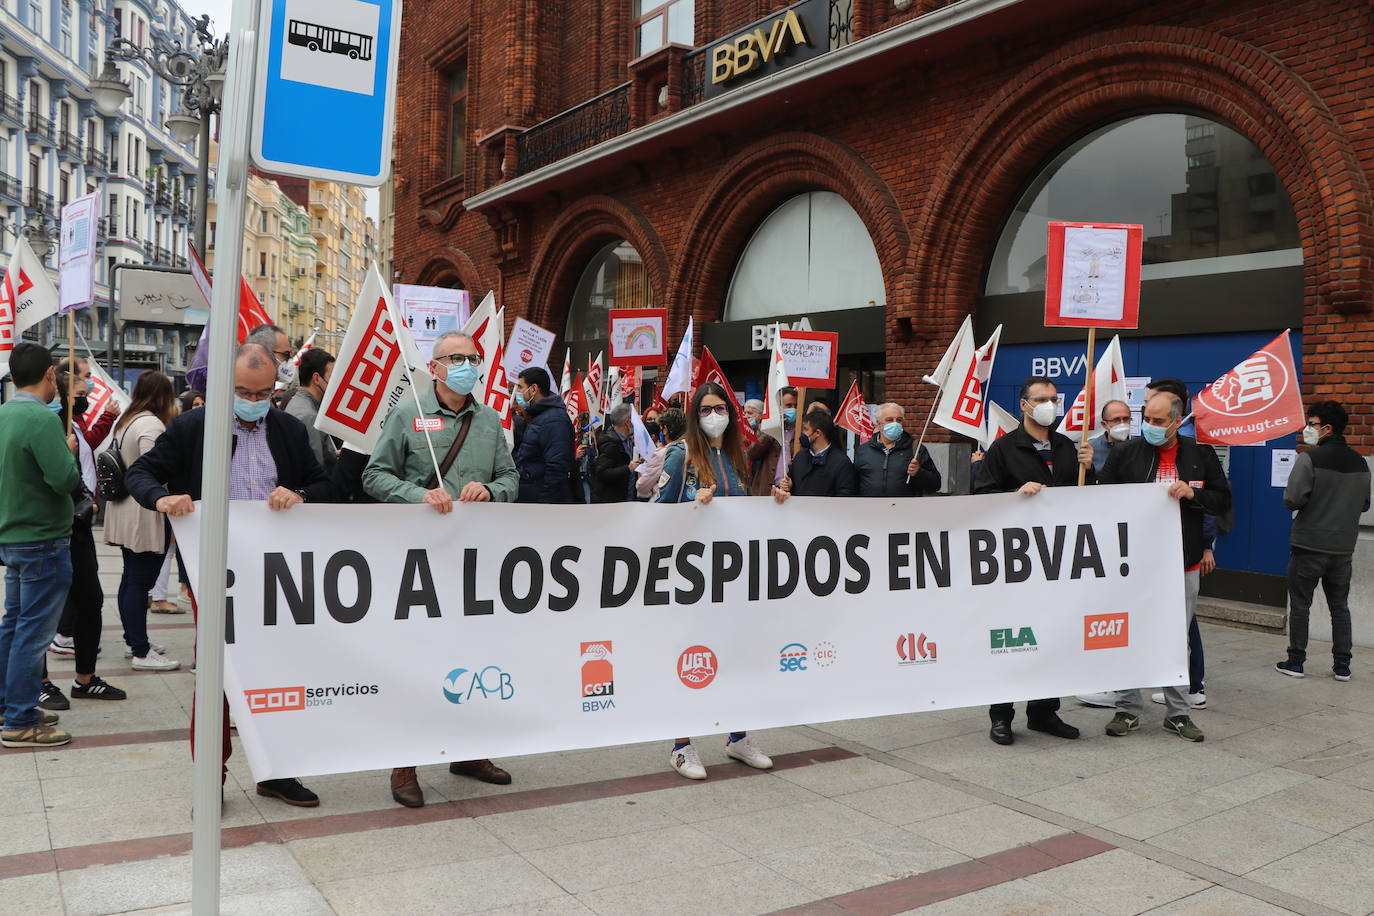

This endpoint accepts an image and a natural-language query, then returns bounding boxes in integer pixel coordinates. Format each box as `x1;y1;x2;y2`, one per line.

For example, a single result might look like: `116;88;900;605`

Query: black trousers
53;515;103;676
989;698;1060;724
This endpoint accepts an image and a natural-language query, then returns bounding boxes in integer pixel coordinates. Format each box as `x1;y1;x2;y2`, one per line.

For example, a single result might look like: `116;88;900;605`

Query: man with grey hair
362;329;519;806
1087;398;1133;474
245;323;292;365
1097;390;1230;743
591;402;639;503
854;401;941;497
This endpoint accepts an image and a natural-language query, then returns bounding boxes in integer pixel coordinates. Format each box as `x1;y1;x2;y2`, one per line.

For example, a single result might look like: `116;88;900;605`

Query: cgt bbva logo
990;627;1039;654
1084;613;1129;650
581;641;615;712
897;633;937;666
779;643;808;672
442;666;515;705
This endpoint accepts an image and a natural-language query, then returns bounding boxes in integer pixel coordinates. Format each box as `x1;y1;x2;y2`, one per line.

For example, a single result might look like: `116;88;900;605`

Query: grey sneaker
1;724;72;747
1164;715;1204;742
1105;712;1139;737
0;710;59;728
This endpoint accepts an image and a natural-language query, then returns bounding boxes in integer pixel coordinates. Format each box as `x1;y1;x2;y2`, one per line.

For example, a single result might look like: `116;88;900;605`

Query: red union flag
317;265;429;453
695;347;758;447
1193;330;1305;445
81;358;131;452
837;380;875;439
0;237;59;376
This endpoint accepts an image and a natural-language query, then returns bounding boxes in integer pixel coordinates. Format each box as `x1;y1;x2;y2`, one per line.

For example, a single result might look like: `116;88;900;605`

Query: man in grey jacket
283;348;337;471
1276;401;1371;681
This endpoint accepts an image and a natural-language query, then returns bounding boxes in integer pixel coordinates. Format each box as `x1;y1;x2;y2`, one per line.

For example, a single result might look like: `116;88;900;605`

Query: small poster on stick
1044;222;1143;329
608;308;668;367
777;330;839;388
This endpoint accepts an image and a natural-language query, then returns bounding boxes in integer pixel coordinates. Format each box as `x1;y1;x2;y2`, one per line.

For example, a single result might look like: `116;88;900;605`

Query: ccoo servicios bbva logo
442;666;516;705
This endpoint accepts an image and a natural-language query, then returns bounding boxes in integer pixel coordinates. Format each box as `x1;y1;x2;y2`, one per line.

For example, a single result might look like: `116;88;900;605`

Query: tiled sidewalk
3;545;1373;914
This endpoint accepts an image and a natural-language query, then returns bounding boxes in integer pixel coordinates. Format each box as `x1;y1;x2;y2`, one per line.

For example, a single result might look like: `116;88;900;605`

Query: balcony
105;214;119;236
26;112;55;145
84;147;109;172
0;171;20;203
174;199;190;219
155;182;173;209
516;83;632;175
0;94;21;126
25;188;54;214
58;131;83;161
150;245;173;265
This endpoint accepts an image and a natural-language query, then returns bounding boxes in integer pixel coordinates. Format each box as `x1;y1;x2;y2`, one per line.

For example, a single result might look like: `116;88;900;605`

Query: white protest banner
504;317;557;380
82;359;131;452
777;330;838;388
316;267;430;454
397;284;470;366
172;486;1186;780
661;319;693;401
0;236;60;376
59;192;99;312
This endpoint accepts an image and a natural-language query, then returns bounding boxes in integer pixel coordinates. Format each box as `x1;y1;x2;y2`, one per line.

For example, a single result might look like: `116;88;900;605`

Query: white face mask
1108;422;1131;442
1029;401;1058;428
699;413;729;439
1302;426;1321;447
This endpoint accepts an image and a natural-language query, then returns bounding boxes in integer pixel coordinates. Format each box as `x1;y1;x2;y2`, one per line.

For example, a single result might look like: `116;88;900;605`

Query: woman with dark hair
179;389;205;412
774;407;858;501
103;371;181;671
656;382;773;780
634;407;686;500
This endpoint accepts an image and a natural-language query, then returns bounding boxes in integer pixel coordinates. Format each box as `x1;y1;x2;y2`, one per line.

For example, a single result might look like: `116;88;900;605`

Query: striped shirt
229;419;277;500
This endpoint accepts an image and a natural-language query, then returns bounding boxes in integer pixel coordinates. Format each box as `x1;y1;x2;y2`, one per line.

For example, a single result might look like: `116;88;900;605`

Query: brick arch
907;25;1374;327
525;195;670;335
669;131;910;338
414;247;484;293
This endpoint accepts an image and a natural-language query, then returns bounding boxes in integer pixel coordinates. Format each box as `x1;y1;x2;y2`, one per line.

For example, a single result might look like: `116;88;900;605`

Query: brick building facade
392;0;1374;611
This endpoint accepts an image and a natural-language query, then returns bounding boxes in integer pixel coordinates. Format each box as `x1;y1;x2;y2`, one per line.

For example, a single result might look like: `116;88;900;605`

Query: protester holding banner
284;348;338;472
771;387;800;487
635;407;685;500
591;404;639;503
127;343;331;808
362;330;518;806
1099;390;1230;742
656;382;773;779
854;402;941;497
1277;401;1370;681
512;367;575;504
973;376;1091;746
57;357;119;449
0;342;80;748
746;389;795;495
774;408;857;500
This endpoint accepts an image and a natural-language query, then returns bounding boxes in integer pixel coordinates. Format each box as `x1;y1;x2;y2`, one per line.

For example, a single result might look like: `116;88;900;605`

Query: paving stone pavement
2;540;1372;914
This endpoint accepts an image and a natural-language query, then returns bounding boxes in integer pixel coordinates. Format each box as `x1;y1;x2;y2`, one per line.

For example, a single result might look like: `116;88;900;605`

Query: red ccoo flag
1193;330;1306;445
694;347;758;447
836;380;875;439
237;279;272;343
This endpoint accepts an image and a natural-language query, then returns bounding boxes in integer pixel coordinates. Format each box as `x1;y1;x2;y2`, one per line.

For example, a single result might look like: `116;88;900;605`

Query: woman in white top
103;372;180;671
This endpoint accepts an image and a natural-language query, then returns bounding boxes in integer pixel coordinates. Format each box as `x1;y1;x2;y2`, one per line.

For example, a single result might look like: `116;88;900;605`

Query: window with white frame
632;0;693;58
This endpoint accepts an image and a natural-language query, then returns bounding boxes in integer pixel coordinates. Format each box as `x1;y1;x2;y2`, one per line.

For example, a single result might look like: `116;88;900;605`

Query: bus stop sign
251;0;401;186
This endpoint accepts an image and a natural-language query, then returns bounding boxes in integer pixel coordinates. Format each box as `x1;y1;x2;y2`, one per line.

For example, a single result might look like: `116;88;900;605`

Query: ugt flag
1193;330;1305;445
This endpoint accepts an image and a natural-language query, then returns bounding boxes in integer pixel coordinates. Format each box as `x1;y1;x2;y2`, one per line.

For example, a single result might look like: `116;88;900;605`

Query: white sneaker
1076;692;1118;708
1151;691;1206;709
131;649;180;671
48;635;75;656
670;743;707;780
125;643;167;659
724;735;773;770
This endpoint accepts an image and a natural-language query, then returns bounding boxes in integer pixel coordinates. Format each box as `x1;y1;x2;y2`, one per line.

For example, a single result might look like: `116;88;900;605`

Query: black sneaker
255;778;320;807
38;681;70;711
1275;660;1305;678
1334;663;1352;682
71;677;127;701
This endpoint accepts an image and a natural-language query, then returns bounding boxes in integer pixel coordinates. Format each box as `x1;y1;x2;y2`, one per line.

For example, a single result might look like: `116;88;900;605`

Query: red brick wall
393;0;1374;447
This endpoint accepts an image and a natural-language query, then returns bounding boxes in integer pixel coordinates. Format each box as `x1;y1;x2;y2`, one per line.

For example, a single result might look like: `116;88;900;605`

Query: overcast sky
190;0;381;222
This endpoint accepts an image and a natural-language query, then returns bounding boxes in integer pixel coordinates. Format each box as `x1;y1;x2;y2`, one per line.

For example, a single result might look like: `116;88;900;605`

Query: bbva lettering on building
711;9;813;86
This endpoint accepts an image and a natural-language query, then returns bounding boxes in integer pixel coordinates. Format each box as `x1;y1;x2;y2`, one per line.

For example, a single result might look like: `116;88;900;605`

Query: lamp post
91;14;227;256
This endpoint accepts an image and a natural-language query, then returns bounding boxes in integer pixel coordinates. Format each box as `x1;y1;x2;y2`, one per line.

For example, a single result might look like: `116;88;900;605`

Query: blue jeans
0;538;72;730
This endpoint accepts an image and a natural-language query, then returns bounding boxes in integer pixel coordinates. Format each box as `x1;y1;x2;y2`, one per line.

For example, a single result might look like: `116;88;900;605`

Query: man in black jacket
855;402;941;497
590;404;638;503
1277;400;1370;680
511;367;575;504
1099;390;1231;742
125;343;330;808
973;376;1091;746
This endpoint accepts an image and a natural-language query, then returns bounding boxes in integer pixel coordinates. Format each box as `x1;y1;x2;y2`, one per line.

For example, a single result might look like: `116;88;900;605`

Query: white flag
605;365;623;412
559;349;573;397
629;405;656;465
1060;335;1127;444
922;316;974;388
661;318;693;401
982;399;1021;450
933;324;1001;441
759;331;791;443
584;351;605;425
0;236;60;377
315;264;430;454
82;358;132;453
475;307;514;449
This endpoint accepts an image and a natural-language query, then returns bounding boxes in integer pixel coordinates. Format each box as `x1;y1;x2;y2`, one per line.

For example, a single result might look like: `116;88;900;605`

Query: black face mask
72;396;89;417
799;433;814;452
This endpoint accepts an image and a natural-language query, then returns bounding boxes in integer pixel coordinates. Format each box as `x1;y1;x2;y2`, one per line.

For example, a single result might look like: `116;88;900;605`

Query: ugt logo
442;666;515;705
990;627;1039;654
896;633;937;666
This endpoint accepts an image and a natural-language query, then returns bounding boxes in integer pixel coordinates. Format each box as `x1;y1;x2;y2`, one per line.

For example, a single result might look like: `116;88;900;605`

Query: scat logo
1084;614;1129;650
442;666;515;704
678;646;717;688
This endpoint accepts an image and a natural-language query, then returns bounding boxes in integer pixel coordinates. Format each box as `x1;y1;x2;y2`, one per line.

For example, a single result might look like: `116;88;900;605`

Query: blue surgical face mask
445;362;479;396
882;422;903;441
514;389;528;409
233;396;271;423
47;396;62;412
1142;423;1169;447
783;407;797;425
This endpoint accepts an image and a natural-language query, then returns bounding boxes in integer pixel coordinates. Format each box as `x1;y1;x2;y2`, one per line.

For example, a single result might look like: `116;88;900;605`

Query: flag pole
380;282;446;492
66;313;75;435
792;387;808;458
1078;326;1097;486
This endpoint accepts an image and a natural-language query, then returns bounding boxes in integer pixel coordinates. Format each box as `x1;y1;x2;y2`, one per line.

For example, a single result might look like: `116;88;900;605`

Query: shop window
633;0;694;57
447;64;467;179
984;113;1301;295
724;191;885;322
563;239;652;344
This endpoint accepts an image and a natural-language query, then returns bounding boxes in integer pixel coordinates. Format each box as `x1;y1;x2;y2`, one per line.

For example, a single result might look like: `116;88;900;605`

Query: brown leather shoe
390;766;424;808
449;758;511;785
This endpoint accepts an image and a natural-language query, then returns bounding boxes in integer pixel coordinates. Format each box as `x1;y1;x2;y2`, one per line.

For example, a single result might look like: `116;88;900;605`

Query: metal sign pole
191;0;261;912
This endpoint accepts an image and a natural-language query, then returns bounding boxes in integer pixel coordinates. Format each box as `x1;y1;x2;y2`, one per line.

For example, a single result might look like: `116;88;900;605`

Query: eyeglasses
271;349;292;362
436;353;483;367
697;404;729;417
234;387;274;401
1305;420;1326;428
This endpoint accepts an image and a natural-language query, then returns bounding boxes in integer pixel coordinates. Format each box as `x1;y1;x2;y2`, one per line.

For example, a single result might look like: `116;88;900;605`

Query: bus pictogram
288;19;374;61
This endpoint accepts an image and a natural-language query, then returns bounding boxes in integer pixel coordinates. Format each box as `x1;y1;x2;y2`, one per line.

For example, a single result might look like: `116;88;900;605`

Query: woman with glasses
655;382;773;780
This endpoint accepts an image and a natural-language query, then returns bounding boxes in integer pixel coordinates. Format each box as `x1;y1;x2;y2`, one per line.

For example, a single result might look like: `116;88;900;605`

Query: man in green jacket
363;329;518;808
0;342;80;747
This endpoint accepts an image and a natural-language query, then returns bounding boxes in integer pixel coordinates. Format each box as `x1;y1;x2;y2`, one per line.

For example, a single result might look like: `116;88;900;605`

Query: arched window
985;114;1301;296
563;239;652;345
724;191;884;321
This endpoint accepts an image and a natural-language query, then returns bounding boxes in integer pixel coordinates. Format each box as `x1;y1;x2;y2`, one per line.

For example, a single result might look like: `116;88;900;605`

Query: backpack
95;423;133;502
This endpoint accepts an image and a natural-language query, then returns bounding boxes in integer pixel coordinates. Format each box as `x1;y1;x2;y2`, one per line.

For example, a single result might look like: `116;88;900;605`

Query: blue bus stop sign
251;0;401;186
